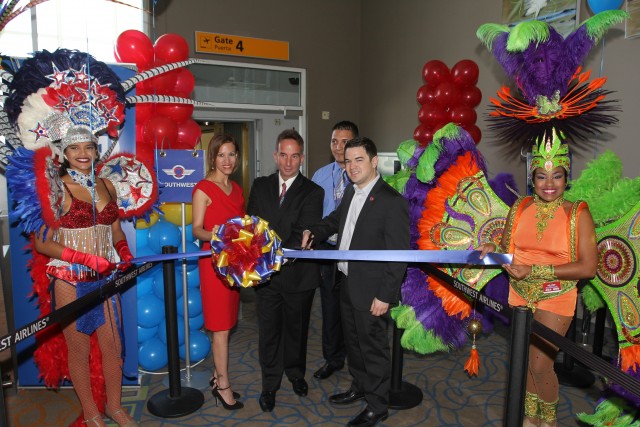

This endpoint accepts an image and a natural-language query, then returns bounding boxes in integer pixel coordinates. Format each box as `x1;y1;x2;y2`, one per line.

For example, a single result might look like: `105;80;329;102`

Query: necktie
334;170;348;207
279;182;287;206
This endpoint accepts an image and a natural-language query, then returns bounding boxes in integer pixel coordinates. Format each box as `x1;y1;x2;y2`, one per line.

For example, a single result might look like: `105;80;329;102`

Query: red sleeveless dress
193;179;245;331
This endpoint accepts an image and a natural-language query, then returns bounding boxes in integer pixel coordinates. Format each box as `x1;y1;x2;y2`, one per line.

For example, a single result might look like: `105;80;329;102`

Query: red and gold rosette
210;215;283;288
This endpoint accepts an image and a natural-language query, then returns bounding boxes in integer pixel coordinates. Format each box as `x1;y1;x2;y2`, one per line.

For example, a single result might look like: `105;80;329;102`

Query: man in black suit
302;137;409;427
247;128;324;412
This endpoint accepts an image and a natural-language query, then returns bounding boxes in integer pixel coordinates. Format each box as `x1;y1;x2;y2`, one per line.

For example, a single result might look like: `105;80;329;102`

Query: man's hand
301;230;314;249
477;242;497;260
370;298;389;317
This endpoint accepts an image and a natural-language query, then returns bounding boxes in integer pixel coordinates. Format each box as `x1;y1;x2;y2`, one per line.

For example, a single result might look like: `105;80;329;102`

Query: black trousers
255;283;316;391
317;243;346;367
338;272;392;414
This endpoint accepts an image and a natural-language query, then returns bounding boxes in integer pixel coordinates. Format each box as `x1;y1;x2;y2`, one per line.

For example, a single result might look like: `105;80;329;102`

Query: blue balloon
176;288;203;317
147;220;181;253
135;245;156;258
137;294;165;328
136;227;149;248
137;325;158;343
178;329;211;361
138;337;168;371
137;275;153;297
158;316;185;346
587;0;623;14
188;312;204;330
185;268;200;288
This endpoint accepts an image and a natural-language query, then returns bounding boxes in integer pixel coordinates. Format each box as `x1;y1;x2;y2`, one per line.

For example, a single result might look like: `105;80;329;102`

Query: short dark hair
276;128;304;152
332;121;359;137
344;136;377;160
207;134;240;175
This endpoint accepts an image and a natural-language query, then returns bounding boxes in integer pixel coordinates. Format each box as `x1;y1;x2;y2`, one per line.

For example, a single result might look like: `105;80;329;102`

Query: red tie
279;182;287;206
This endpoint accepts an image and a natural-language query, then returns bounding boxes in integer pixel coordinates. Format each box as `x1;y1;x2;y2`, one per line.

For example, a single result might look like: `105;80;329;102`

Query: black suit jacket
247;172;324;293
309;177;409;311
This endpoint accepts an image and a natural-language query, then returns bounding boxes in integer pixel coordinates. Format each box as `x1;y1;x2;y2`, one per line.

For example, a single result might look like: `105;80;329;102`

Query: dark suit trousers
255;282;316;391
317;243;345;367
338;272;392;414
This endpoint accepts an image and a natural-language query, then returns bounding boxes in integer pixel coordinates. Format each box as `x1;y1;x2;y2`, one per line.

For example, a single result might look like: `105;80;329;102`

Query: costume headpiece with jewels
476;10;627;156
1;48;201;235
530;128;570;174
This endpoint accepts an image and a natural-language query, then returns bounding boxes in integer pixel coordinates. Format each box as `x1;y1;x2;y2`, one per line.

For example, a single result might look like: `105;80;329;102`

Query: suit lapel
352;178;383;234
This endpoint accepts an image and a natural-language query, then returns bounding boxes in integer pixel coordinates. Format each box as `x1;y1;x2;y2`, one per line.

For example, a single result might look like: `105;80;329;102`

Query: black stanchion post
0;364;6;427
592;308;606;358
147;246;204;418
505;306;532;427
389;323;423;410
555;301;595;388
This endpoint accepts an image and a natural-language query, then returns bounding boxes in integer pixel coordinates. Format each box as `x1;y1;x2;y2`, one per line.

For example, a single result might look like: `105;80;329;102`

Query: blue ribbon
131;249;511;266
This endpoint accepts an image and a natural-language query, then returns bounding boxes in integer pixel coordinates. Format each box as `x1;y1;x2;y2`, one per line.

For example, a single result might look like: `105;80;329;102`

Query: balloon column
134;204;210;371
115;31;208;370
414;59;482;146
114;30;202;165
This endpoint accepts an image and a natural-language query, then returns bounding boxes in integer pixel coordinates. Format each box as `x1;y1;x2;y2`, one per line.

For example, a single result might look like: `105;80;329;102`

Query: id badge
542;281;562;294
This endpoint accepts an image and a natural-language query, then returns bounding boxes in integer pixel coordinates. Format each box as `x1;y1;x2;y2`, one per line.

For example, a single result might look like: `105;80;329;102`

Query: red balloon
451;59;480;87
138;68;178;95
463;124;482;144
176;119;202;148
461;86;482;108
136;143;155;165
434;82;462;109
136;104;154;123
422;60;450;88
115;30;154;69
449;105;477;127
418;104;448;129
172;69;195;96
416;85;436;105
143;116;178;147
136;123;144;144
414;124;434;145
156;103;194;123
154;33;190;63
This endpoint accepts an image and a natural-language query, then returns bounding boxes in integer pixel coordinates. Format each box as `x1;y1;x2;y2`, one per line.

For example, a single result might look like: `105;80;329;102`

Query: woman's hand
503;263;531;280
477;242;497;260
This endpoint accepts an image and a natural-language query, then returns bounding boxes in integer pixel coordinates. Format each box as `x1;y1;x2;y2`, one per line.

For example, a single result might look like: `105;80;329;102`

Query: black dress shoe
259;391;276;412
290;377;308;396
313;363;343;379
347;407;389;426
329;389;365;405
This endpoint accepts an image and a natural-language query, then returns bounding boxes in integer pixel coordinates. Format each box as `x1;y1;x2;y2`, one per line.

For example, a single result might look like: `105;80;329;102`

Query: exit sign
195;31;289;61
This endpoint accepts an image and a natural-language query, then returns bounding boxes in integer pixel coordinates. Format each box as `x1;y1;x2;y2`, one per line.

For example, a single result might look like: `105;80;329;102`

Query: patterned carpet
6;288;606;426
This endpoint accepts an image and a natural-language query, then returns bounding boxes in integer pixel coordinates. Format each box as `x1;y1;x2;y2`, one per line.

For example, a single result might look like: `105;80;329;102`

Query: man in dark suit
302;137;409;427
247;128;324;412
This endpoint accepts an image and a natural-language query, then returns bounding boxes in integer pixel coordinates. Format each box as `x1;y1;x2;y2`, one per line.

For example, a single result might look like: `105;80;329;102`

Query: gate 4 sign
157;149;205;203
195;31;289;61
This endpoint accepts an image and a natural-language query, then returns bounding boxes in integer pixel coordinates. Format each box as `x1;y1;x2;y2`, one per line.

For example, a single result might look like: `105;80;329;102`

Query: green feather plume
476;23;509;50
581;283;606;312
507;20;550;52
584;10;629;43
589;178;640;227
577;397;628;426
565;150;622;201
416;139;443;183
397;139;417;167
391;305;450;354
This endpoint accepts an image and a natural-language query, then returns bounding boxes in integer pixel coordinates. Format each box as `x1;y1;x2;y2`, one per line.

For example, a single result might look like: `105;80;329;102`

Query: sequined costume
503;195;587;316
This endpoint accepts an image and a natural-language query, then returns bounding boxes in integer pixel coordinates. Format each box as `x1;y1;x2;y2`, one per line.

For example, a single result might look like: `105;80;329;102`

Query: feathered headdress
477;10;628;156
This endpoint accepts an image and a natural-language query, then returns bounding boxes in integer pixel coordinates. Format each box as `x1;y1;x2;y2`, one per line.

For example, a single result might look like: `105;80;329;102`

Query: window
0;0;147;62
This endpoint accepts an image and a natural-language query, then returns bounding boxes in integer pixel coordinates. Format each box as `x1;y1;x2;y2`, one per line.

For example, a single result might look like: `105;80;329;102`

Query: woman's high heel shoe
84;415;105;426
209;376;240;399
211;384;244;410
105;408;139;427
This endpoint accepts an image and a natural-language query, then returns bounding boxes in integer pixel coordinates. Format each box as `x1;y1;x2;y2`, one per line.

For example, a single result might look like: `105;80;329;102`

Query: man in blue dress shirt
310;120;359;380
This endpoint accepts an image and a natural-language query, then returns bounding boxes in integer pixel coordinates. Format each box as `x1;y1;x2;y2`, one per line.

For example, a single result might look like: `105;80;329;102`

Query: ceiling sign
195;31;289;61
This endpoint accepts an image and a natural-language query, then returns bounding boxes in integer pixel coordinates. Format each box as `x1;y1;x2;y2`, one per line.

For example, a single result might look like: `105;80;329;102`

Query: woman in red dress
192;134;245;410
